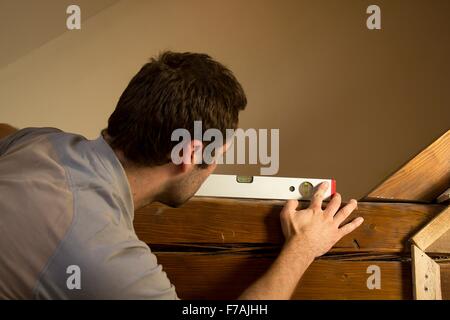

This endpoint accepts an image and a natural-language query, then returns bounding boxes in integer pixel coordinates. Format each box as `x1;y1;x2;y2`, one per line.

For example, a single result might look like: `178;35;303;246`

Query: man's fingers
309;181;328;210
333;199;358;225
281;199;299;216
324;192;341;217
339;217;364;237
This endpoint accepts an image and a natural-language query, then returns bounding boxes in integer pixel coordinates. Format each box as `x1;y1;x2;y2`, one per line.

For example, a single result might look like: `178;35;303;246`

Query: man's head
105;51;247;207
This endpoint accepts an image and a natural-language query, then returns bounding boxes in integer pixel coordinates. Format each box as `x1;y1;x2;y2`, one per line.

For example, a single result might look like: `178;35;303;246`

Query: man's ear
178;139;203;173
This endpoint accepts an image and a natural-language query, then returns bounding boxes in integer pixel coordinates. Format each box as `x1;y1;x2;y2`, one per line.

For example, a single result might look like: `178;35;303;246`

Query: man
0;51;363;299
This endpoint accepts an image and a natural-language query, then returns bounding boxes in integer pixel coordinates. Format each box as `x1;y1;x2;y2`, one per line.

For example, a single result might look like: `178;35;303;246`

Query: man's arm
0;123;18;140
238;181;363;299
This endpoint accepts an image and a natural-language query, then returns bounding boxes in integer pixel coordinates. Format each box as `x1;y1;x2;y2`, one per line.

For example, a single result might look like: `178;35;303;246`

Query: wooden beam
427;232;450;254
411;206;450;253
154;252;414;300
135;197;445;253
362;129;450;203
136;198;450;299
0;123;18;140
411;245;442;300
440;262;450;300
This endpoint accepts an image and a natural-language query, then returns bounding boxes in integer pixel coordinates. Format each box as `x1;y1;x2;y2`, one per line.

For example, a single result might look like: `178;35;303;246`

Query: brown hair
106;51;247;166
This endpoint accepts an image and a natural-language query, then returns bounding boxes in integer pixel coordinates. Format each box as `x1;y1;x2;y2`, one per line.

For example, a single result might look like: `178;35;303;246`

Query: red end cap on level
331;179;336;195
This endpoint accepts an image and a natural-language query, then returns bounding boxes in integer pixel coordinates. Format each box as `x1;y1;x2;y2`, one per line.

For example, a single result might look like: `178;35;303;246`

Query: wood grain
427;232;450;254
136;197;450;299
412;206;450;253
154;252;416;300
411;245;442;300
135;198;445;253
439;263;450;300
362;129;450;203
0;123;17;140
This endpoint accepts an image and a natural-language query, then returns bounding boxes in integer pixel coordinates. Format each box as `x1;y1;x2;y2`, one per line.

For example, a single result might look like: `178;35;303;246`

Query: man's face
158;140;231;207
159;163;216;207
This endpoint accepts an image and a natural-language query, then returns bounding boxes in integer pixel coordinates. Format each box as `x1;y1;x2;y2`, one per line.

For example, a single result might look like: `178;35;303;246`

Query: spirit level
195;174;336;201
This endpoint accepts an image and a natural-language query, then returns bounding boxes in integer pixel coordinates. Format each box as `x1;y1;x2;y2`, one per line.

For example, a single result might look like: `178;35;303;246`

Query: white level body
195;174;336;201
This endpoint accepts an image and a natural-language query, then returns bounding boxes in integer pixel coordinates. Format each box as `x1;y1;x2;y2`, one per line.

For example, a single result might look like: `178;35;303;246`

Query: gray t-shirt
0;127;178;299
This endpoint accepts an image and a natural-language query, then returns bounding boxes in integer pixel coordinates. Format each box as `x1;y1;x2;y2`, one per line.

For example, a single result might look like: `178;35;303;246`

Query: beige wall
0;0;449;200
0;0;120;68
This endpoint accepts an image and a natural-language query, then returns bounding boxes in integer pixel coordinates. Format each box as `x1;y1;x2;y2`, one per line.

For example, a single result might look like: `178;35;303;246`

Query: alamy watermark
66;5;81;30
66;5;381;31
66;265;81;290
366;265;381;290
171;121;279;175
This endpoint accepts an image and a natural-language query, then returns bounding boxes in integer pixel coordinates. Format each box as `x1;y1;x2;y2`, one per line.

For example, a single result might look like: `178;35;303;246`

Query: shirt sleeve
94;241;180;300
34;238;180;300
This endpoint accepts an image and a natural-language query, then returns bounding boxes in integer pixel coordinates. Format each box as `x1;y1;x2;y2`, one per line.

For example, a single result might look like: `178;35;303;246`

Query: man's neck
123;164;168;210
102;131;169;210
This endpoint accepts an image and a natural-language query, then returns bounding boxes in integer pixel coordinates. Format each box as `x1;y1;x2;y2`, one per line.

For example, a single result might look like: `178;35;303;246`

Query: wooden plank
135;198;445;253
411;245;442;300
0;123;17;140
154;252;413;300
411;206;450;253
362;129;450;203
439;263;450;300
427;232;450;254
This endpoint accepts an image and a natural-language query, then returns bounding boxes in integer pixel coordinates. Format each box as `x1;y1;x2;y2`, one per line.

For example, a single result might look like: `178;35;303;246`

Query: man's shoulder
0;127;98;181
0;127;61;153
0;127;94;158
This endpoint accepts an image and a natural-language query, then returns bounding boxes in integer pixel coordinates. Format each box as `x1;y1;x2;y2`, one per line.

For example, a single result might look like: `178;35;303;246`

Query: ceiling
0;0;120;69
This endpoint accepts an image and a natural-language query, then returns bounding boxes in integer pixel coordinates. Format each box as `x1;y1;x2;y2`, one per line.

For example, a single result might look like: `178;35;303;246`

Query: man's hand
280;181;364;259
239;181;364;300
